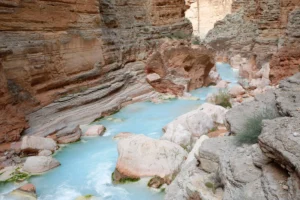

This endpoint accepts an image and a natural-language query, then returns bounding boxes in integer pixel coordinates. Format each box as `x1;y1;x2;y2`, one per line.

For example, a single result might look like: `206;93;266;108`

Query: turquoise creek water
0;63;239;200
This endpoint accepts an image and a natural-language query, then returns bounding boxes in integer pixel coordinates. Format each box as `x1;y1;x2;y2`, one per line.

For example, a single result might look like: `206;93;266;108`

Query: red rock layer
0;0;192;143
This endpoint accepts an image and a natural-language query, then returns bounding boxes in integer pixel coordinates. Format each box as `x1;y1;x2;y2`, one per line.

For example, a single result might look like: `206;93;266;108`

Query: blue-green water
0;63;238;200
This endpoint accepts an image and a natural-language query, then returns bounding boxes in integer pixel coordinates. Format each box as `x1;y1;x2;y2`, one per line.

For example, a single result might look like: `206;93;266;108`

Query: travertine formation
0;0;192;143
204;0;300;84
185;0;232;39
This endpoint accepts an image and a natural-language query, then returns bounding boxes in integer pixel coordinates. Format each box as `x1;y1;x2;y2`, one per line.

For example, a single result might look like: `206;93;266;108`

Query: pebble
293;132;300;137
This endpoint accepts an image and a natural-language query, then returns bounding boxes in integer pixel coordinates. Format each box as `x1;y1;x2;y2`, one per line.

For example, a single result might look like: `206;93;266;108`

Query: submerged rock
8;183;37;200
23;156;60;174
83;125;106;137
114;134;187;180
21;136;57;154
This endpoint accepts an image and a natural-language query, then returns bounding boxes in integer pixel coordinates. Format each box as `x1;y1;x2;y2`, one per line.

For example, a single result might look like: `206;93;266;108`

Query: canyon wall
204;0;300;83
185;0;232;39
0;0;192;143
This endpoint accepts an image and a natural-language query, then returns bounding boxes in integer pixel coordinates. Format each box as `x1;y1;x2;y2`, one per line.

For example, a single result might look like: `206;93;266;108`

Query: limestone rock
162;108;214;150
21;136;57;154
198;103;228;124
225;90;279;135
83;125;106;137
23;156;60;174
9;183;37;200
165;135;222;200
114;135;187;179
229;85;245;97
57;125;81;144
259;117;300;176
38;150;52;156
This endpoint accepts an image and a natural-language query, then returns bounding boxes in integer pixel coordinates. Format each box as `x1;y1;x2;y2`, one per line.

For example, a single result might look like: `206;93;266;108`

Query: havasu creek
1;0;300;200
1;63;238;199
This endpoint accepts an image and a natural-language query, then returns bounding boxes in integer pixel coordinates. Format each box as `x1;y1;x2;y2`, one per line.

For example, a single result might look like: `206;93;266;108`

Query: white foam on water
39;184;82;200
86;163;130;200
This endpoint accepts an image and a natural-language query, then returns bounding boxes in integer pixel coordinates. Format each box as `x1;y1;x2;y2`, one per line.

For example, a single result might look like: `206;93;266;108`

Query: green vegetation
209;127;218;132
192;36;201;45
84;194;93;198
205;182;216;194
214;89;232;108
4;169;30;183
111;172;140;184
235;108;277;145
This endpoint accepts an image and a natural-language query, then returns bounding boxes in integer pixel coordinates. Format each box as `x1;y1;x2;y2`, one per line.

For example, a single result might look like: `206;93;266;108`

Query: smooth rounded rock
83;125;106;137
23;156;60;174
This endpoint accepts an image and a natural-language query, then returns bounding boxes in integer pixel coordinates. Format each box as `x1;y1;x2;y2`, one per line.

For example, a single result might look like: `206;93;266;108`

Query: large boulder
114;135;187;180
198;103;228;124
162;109;214;150
23;156;60;174
21;136;57;154
225;90;279;135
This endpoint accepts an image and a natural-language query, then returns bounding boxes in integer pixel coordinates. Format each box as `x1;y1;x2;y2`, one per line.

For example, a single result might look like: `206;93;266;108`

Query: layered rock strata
204;0;300;84
145;44;215;95
0;0;192;143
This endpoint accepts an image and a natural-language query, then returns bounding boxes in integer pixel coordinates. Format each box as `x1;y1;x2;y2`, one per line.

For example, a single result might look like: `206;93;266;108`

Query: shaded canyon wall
0;0;192;143
204;0;300;83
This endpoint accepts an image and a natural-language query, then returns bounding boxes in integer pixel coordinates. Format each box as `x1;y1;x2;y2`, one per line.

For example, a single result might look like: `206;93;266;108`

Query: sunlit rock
114;135;187;181
23;156;60;174
83;125;106;137
21;136;57;154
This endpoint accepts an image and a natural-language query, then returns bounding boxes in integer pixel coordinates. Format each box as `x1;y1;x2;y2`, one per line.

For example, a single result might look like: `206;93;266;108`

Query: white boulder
21;136;57;153
83;125;106;137
23;156;60;174
198;103;228;124
115;135;187;179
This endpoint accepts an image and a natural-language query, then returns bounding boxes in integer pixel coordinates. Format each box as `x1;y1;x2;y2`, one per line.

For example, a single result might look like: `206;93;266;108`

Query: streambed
0;63;238;200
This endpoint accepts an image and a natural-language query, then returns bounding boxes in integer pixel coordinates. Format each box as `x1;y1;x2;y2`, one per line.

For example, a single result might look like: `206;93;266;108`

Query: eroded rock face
114;134;187;179
145;45;215;96
204;0;300;84
0;0;192;143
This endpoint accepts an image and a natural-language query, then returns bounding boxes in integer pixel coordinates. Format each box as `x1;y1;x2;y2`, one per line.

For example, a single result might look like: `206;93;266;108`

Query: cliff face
0;0;192;143
185;0;232;39
204;0;300;83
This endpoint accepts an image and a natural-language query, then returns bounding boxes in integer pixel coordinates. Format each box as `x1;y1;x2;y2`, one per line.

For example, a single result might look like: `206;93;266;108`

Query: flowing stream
0;63;238;200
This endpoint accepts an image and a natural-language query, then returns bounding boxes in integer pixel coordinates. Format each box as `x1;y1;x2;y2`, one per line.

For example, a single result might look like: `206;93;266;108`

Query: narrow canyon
0;0;300;200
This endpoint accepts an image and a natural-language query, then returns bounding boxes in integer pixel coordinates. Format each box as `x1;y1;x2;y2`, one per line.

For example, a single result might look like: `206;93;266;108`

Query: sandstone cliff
204;0;300;83
0;0;192;143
